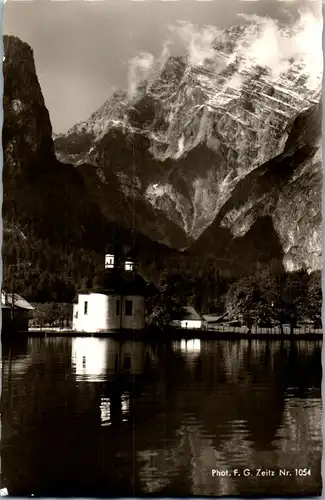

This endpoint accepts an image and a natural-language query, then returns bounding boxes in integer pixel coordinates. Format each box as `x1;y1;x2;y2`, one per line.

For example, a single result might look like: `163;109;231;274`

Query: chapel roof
78;268;148;297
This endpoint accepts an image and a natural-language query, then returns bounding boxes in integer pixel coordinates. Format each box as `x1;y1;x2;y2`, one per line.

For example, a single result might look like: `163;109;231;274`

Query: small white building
170;306;203;330
72;250;147;333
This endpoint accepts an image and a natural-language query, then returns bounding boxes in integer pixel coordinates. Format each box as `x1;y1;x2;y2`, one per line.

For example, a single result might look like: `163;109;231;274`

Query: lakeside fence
204;324;322;336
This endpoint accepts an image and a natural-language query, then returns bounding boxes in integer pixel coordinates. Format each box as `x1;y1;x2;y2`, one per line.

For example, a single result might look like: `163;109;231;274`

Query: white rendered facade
180;319;202;329
72;292;145;333
170;319;202;329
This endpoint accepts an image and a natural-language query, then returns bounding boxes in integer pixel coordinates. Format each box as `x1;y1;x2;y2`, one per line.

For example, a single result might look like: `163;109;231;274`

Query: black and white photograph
1;0;323;496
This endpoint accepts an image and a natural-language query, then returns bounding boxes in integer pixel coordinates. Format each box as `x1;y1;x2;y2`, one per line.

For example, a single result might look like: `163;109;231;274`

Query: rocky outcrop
190;100;322;273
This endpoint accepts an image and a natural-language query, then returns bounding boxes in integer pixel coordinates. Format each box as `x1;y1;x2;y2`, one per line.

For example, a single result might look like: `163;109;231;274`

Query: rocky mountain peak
53;18;322;269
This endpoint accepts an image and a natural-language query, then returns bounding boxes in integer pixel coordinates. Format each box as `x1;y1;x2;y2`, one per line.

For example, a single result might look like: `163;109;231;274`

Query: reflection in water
72;338;108;382
175;338;201;354
100;393;130;427
1;337;322;497
100;397;111;427
72;338;156;382
121;393;130;422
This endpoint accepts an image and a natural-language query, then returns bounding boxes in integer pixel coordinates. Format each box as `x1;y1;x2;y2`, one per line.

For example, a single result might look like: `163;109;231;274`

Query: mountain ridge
54;18;322;250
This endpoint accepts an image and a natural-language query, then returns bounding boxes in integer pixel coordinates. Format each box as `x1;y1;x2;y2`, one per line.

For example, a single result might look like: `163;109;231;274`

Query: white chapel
72;246;147;333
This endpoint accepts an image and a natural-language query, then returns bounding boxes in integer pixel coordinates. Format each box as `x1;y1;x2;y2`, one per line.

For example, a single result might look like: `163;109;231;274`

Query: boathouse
1;291;34;335
72;247;147;333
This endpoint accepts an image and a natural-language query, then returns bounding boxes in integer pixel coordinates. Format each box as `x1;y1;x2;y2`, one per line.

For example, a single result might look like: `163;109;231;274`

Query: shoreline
8;328;323;341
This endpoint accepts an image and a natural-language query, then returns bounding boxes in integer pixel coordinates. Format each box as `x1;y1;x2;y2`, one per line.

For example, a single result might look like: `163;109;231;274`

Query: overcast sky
2;0;322;133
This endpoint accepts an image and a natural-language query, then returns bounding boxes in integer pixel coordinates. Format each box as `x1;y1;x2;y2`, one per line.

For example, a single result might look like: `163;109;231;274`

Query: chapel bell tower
105;253;115;269
104;244;137;271
125;258;135;272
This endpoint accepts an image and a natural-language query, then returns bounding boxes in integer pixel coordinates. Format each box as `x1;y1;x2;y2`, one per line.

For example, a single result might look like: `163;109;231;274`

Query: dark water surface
1;337;322;497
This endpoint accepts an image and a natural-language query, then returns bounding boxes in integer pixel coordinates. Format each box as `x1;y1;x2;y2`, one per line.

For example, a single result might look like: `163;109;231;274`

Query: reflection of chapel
72;245;147;333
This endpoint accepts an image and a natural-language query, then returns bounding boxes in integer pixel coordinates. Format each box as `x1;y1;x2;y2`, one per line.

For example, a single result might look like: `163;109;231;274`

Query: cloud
127;41;175;100
127;51;155;99
127;7;322;101
168;21;221;66
167;10;322;89
157;40;173;70
289;10;323;87
237;10;323;87
127;21;222;100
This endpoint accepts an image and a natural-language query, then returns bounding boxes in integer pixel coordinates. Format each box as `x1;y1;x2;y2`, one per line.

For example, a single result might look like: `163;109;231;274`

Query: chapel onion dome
119;269;147;295
90;268;148;297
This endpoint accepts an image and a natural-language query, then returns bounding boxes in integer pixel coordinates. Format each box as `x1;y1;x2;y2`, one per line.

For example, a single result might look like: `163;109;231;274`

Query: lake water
1;337;322;497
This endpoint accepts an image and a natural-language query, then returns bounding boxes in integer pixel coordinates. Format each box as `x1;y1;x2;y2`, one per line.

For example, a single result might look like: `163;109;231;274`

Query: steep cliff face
272;103;322;272
3;35;109;248
190;100;322;273
54;19;322;245
3;36;54;177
